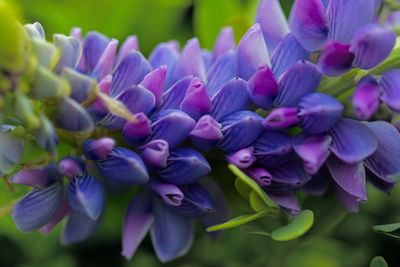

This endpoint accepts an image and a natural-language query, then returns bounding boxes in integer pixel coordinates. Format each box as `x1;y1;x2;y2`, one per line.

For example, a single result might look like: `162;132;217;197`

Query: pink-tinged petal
181;78;212;120
350;24;396;69
244;167;272;187
263;107;299;129
333;182;360;213
297;93;344;134
381;70;400;112
40;198;71;234
267;192;300;215
10;168;49;189
236;23;271;80
226;147;256;169
274;61;322;107
89;75;113;117
123;113;152;146
150;199;194;263
122;194;153;260
148;179;183;207
189;115;223;151
248;65;279;109
139;139;170;168
327;156;367;200
212;27;235;62
329;118;378;164
271;33;310;77
327;0;374;43
116;35;139;66
92;39;118;81
83;31;109;74
352;75;381;119
61;211;100;245
83;137;115;160
175;38;207;82
160;76;193;110
207;50;236;97
58;156;85;179
211;77;251;121
256;0;290;51
141;65;167;108
293;133;332;174
365;121;400;182
318;41;355;77
289;0;329;51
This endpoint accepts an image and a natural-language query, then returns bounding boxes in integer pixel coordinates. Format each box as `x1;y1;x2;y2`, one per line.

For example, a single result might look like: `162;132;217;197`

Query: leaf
249;191;267;212
234;178;251;200
206;211;267;232
370;256;389;267
271;210;314;241
372;223;400;239
229;164;278;209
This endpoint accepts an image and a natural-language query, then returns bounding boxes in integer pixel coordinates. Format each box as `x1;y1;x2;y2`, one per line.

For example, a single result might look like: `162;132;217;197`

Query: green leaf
207;211;267;232
229;164;278;209
249;190;267;212
271;210;314;242
370;256;389;267
372;223;400;238
234;178;251;200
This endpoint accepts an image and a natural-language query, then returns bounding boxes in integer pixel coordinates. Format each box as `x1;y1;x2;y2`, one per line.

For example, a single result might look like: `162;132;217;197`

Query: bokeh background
1;0;400;266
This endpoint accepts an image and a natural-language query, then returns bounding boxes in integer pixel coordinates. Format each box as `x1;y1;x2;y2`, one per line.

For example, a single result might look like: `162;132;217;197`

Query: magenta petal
58;156;85;179
350;24;396;69
123;113;152;146
381;70;400;112
10;168;49;189
236;23;271;80
329;118;378;164
327;156;367;200
226;147;256;169
244;167;272;187
175;38;207;82
148;179;183;206
248;65;279;109
289;0;328;51
212;27;235;62
141;65;167;108
139;139;170;168
92;39;118;81
116;35;139;66
263;107;299;129
352;75;381;119
83;137;115;160
189;115;223;151
318;41;355;77
180;78;212;120
122;194;153;260
293;133;332;174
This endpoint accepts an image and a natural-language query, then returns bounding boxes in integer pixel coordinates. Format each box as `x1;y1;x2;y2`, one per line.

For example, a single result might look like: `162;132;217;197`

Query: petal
110;51;152;97
24;22;45;40
95;147;149;184
149;109;196;148
274;61;321;107
92;39;118;81
116;35;139;66
367;169;396;193
12;181;63;232
139;139;170;168
0;131;24;176
255;0;290;51
244;167;272;187
83;137;116;160
148;179;183;206
289;0;329;51
211;78;251;121
61;68;95;103
297;93;344;133
218;111;264;152
189;115;223;151
180;78;212;120
226;147;256;169
67;174;104;221
174;38;207;82
53;34;82;73
327;156;367;200
271;33;310;77
253;130;292;168
123;113;152;146
83;31;109;74
269;160;311;189
202;50;212;71
248;65;279;109
173;183;214;216
350;24;396;69
70;28;85;71
206;50;236;97
293;132;332;174
140;65;167;108
236;23;271;80
329;118;378;164
58;156;85;179
88;75;113;118
40;198;71;234
122;193;154;260
61;211;100;245
151;198;194;263
333;183;360;213
381;69;400;112
160;76;193;110
352;75;381;119
263;107;299;129
327;0;374;43
267;192;300;215
10;168;49;189
318;41;355;77
54;97;94;133
35;114;59;153
158;148;211;185
149;42;179;88
212;27;235;62
364;121;400;181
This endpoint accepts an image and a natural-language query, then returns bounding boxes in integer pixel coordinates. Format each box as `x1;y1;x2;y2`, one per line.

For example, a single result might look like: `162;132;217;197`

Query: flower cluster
3;0;400;263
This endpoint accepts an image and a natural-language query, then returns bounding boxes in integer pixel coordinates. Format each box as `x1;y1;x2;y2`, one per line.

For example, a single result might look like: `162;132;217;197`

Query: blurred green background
1;0;400;266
